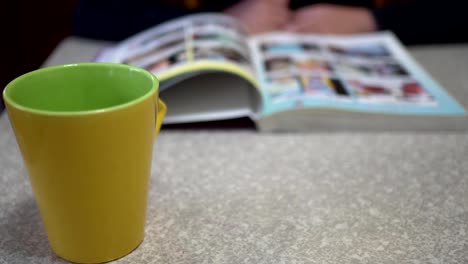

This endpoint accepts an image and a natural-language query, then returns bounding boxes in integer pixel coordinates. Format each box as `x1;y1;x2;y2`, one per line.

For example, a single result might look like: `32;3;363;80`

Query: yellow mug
3;63;166;263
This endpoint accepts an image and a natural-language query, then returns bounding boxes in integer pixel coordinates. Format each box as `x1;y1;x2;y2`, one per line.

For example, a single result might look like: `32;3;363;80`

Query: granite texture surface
0;38;467;263
1;120;468;263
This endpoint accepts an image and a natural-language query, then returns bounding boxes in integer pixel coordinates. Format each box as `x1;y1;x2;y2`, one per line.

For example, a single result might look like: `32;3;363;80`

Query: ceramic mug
3;63;166;263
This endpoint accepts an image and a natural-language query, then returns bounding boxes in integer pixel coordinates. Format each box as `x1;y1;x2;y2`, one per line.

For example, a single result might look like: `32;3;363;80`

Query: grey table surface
1;37;468;263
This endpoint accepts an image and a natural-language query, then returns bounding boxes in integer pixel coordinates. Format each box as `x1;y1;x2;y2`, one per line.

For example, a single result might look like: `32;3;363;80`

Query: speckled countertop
1;38;467;263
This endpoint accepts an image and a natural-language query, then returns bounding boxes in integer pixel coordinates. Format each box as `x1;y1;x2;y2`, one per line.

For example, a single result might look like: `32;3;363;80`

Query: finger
284;14;304;32
284;22;299;32
269;0;289;6
284;19;320;33
294;9;318;21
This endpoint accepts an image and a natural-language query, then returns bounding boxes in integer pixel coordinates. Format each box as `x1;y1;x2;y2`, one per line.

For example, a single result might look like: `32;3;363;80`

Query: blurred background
2;0;78;110
2;0;467;111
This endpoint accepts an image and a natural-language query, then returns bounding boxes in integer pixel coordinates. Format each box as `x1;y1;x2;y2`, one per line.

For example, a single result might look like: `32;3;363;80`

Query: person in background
74;0;468;45
280;0;468;45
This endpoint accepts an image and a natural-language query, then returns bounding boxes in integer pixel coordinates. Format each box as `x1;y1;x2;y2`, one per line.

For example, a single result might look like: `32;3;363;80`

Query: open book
97;13;467;131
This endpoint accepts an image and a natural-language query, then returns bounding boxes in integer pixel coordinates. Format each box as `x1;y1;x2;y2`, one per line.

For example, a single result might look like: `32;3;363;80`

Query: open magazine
97;13;467;131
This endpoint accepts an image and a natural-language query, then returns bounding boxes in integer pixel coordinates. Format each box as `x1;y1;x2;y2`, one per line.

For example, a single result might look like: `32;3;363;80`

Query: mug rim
2;63;159;116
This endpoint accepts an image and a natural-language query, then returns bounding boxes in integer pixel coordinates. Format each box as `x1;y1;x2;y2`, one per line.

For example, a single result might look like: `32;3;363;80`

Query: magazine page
97;13;257;87
248;32;466;116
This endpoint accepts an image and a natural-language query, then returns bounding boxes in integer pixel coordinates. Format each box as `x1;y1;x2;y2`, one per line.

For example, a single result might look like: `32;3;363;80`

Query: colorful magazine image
347;78;435;105
335;59;409;77
327;42;392;59
96;13;467;132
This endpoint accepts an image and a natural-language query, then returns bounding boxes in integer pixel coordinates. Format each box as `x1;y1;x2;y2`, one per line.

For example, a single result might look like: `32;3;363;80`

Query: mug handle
155;98;167;138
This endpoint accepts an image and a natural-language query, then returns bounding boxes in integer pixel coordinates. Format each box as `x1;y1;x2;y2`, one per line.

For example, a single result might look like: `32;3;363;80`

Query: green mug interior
3;63;157;114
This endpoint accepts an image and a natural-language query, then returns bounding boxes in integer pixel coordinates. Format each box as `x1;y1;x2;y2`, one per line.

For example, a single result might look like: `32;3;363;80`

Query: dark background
1;0;466;111
1;0;78;110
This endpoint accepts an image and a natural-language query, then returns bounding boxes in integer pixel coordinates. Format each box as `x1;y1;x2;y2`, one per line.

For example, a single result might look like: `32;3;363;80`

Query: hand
225;0;292;34
285;4;377;34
